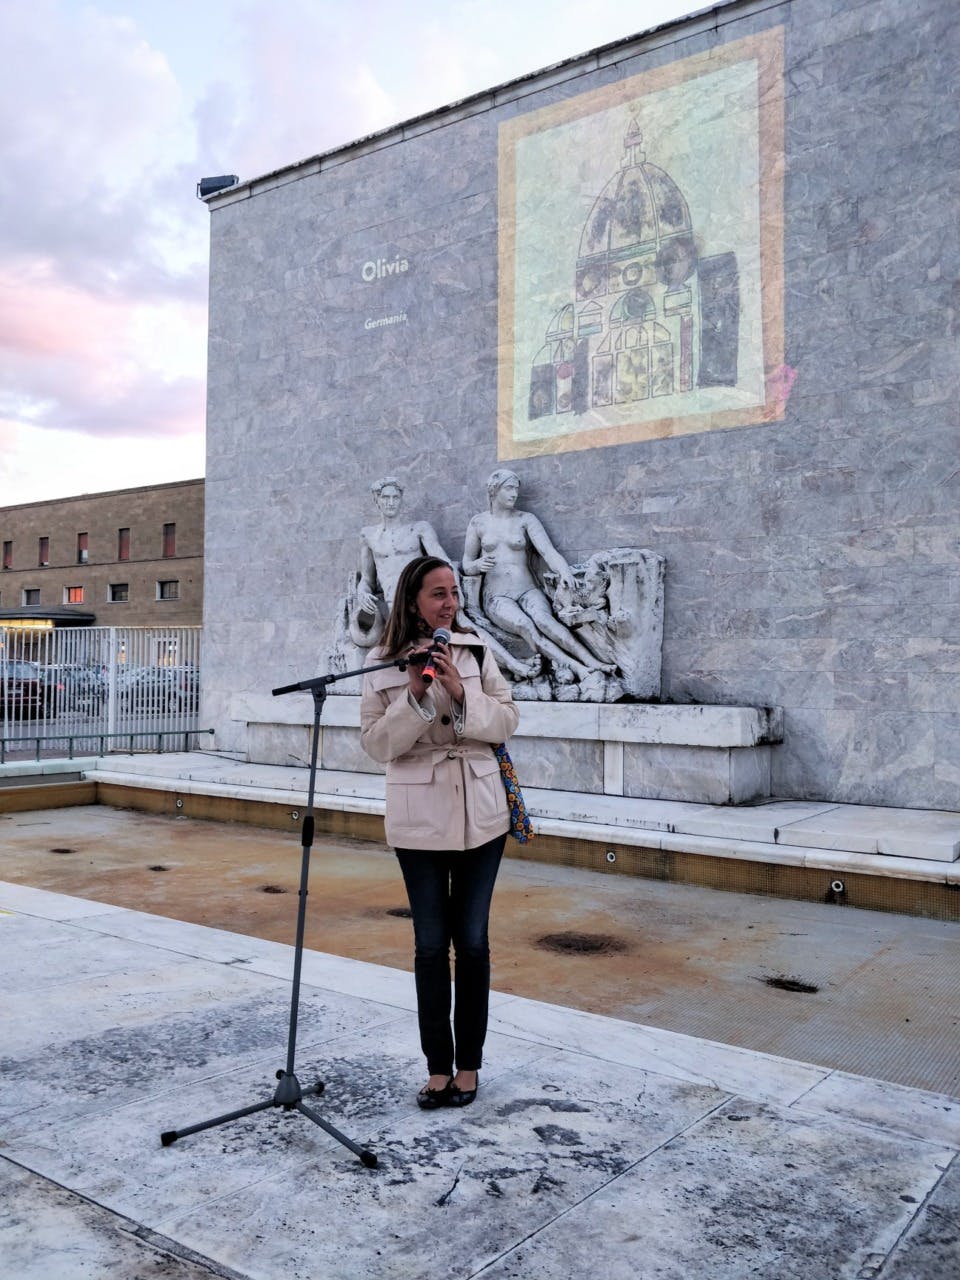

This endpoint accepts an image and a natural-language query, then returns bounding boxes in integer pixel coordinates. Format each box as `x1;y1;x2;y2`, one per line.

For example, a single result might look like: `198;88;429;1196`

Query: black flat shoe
417;1077;453;1110
446;1075;479;1107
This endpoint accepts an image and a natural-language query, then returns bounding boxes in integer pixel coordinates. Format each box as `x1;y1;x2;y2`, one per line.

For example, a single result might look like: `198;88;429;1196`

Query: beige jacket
360;634;520;851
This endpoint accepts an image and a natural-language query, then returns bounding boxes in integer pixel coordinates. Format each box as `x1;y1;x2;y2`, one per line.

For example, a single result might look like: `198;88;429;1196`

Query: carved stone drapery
459;546;664;701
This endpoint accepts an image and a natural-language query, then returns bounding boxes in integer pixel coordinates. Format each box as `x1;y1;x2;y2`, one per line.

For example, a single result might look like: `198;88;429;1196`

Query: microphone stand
160;656;410;1168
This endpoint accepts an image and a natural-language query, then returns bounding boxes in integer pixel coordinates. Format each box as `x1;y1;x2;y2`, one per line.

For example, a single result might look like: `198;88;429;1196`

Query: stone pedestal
242;698;783;806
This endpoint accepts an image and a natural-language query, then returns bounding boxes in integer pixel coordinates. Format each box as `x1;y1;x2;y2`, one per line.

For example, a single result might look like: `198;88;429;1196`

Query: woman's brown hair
380;556;466;657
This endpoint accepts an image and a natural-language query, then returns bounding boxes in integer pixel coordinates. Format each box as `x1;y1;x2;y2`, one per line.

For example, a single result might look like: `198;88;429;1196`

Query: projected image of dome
528;115;740;422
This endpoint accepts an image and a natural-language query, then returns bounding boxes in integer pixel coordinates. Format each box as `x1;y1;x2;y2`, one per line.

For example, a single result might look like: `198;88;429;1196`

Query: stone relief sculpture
548;547;665;699
339;476;541;681
332;471;664;703
462;470;663;701
350;476;446;648
462;470;616;694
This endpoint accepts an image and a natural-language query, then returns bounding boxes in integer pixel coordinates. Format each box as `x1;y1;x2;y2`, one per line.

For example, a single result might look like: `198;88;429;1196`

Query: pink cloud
0;265;127;359
0;5;209;455
0;263;205;438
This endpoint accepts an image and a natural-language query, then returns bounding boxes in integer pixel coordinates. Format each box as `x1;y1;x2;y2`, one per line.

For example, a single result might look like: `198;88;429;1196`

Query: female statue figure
352;474;540;679
462;470;614;682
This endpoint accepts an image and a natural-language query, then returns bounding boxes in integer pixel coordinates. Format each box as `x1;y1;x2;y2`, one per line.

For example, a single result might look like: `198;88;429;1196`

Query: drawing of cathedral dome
529;115;739;424
576;117;695;297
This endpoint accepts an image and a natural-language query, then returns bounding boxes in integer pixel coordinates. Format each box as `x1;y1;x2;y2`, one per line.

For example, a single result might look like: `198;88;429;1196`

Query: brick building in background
0;479;204;628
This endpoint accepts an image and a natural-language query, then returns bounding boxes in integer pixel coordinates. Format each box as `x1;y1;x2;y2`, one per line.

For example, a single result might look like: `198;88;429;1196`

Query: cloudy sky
2;0;701;505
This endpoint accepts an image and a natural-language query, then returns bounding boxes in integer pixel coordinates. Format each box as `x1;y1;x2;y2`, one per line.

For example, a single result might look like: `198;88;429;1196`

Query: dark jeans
395;835;506;1076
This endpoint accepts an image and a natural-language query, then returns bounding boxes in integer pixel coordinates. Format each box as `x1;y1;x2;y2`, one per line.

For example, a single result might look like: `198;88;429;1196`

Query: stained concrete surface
1;804;958;1096
0;879;957;1280
0;1162;235;1280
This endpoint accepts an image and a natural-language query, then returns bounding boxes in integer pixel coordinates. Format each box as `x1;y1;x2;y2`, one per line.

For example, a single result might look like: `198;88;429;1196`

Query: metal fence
0;625;203;759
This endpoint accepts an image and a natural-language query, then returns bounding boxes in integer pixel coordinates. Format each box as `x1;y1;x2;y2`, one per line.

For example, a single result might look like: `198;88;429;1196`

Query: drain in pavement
148;864;169;872
49;847;76;855
759;974;820;994
260;884;287;894
535;931;628;955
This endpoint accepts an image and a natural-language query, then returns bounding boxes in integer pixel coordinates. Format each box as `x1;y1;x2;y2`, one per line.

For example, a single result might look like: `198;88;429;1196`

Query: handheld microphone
420;628;451;685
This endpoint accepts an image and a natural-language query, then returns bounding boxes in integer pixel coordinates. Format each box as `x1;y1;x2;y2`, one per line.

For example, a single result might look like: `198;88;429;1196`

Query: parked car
1;659;54;719
175;664;200;712
50;665;107;716
118;665;199;713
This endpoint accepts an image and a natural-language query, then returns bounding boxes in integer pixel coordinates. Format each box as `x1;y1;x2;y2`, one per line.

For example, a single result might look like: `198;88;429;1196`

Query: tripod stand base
161;677;387;1172
160;1070;378;1168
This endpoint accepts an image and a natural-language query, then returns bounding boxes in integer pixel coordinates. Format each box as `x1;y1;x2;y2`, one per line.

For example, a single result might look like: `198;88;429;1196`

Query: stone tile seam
484;1014;829;1107
151;1147;337;1237
485;1005;960;1131
130;1225;251;1280
239;969;418;1018
461;1092;737;1279
0;1154;247;1279
463;1111;957;1269
784;1072;960;1153
154;1090;725;1248
873;1151;960;1279
292;1004;417;1046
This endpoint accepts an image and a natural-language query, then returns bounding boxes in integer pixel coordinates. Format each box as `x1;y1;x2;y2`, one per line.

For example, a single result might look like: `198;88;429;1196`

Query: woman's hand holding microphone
408;631;464;704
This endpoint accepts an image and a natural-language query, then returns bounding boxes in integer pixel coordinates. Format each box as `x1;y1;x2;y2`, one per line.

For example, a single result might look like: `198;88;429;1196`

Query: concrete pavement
1;879;957;1279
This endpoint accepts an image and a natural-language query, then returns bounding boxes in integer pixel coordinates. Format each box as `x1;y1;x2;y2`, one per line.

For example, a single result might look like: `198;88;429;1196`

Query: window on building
2;541;11;570
77;532;89;564
64;585;84;604
22;588;40;606
118;527;130;560
157;579;179;601
162;522;176;557
38;537;50;566
109;583;129;602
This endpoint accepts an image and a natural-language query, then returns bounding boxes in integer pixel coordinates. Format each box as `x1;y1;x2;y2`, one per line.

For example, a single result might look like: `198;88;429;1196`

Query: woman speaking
360;555;519;1109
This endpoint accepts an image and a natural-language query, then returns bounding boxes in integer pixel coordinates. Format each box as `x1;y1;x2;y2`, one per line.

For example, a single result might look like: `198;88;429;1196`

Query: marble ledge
486;994;831;1108
0;883;480;1021
85;767;381;811
97;915;421;1017
488;998;960;1149
0;758;100;781
75;767;960;879
238;696;784;747
792;1070;960;1151
0;880;131;923
63;904;298;968
4;883;958;1154
525;789;960;865
534;820;960;883
776;805;960;861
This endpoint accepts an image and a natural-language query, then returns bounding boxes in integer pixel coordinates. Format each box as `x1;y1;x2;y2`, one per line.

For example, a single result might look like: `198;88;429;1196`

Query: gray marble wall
203;0;960;809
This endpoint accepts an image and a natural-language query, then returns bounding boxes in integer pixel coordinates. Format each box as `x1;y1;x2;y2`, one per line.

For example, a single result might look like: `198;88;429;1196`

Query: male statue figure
357;476;448;617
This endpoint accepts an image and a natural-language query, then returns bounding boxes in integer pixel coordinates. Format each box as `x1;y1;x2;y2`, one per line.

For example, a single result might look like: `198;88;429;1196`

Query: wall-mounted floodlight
196;175;239;200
